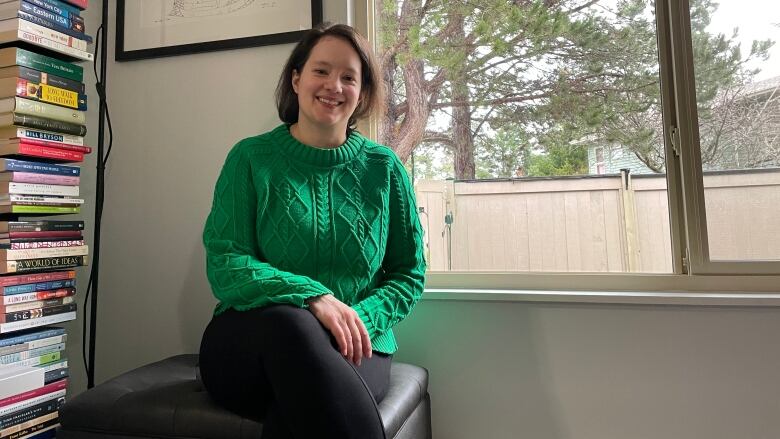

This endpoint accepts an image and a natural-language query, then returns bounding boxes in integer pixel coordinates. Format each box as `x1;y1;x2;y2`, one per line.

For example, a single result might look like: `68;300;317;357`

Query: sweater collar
273;124;365;167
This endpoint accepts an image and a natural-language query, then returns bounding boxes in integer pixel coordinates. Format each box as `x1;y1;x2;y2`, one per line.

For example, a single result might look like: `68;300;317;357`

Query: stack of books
0;0;90;438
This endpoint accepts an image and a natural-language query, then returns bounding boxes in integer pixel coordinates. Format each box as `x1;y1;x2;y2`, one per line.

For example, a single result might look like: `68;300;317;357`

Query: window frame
356;0;780;294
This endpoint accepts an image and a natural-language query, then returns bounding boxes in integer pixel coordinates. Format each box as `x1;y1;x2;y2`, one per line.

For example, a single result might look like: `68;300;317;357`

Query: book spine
5;351;61;368
1;298;72;314
13;114;87;137
0;378;66;408
2;288;75;305
42;367;66;384
12;48;82;82
16;17;88;51
0;328;64;348
0;160;79;177
11;138;90;153
0;270;75;287
37;359;66;373
7;206;80;214
0;334;66;355
4;255;87;274
12;423;57;439
0;367;42;401
17;6;90;45
14;78;87;111
5;222;83;232
1;411;58;438
6;182;79;196
15;66;84;94
0;392;64;418
3;173;79;186
12;98;85;125
3;245;87;260
16;29;93;62
0;311;74;334
16;8;92;50
0;341;65;362
0;398;60;429
7;231;81;238
9;240;83;250
6;143;83;163
60;0;87;10
12;127;84;146
20;1;85;34
26;0;84;27
7;197;81;207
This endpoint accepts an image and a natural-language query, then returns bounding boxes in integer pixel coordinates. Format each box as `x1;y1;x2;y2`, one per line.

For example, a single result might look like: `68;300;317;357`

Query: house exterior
587;75;780;175
587;144;655;175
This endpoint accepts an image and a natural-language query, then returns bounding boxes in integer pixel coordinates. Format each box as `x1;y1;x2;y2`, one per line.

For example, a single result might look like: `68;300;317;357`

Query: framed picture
116;0;323;61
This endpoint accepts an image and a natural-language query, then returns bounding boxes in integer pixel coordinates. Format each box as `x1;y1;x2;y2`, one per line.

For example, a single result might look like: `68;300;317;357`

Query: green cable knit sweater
203;124;426;354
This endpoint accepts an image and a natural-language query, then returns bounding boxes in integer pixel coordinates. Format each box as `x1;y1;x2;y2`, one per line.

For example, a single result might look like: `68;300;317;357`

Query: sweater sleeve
203;142;332;311
352;156;426;339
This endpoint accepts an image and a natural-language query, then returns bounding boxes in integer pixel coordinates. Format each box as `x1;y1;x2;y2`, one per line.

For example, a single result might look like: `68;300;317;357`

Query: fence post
620;169;641;271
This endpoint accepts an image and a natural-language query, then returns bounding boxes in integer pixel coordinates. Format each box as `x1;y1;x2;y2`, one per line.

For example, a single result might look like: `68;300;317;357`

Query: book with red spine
0;142;82;162
6;137;90;153
60;0;86;10
3;231;81;239
0;379;66;409
0;270;75;287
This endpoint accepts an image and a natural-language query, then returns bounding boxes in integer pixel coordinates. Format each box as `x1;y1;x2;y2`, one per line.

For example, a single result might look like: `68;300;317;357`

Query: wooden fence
415;168;780;272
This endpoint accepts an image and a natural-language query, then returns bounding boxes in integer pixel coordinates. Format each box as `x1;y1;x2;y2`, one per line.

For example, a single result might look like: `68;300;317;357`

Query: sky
706;0;780;81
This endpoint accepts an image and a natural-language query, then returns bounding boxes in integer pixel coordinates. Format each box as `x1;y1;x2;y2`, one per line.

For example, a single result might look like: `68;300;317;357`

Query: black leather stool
57;354;431;439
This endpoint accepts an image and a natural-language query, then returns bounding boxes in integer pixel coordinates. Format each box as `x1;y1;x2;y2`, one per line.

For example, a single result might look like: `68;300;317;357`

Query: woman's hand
307;295;372;366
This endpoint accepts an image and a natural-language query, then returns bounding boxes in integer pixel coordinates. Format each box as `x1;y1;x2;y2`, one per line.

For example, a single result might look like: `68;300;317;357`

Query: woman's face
292;36;363;135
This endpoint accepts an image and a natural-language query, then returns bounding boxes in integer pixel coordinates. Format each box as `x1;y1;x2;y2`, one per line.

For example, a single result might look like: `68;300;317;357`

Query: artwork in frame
116;0;323;61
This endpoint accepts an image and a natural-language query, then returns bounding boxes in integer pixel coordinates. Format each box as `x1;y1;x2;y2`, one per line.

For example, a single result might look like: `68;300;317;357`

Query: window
364;0;780;285
595;148;606;175
691;0;780;264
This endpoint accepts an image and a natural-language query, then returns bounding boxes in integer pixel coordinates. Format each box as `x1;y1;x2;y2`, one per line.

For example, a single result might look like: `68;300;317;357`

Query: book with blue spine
17;7;92;44
25;0;84;27
2;279;75;296
0;159;79;177
0;327;64;348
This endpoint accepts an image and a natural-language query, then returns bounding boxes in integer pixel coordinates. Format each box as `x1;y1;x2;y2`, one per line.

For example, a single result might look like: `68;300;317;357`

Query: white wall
71;2;780;439
393;300;780;439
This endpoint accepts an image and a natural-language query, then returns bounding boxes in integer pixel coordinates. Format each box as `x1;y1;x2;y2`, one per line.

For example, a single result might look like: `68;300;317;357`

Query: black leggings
199;305;391;439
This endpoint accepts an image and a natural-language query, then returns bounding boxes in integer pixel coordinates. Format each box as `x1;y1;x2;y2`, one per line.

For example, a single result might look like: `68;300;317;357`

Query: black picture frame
116;0;323;61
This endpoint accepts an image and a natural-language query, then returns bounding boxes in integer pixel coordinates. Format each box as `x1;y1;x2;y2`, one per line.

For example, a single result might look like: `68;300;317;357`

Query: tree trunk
450;13;475;179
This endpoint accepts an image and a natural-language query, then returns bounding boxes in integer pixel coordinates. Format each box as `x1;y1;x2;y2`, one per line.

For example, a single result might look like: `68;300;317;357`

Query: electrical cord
82;21;113;382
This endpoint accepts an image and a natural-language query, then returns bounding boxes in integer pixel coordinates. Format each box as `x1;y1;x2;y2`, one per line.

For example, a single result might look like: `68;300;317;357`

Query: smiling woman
199;23;426;439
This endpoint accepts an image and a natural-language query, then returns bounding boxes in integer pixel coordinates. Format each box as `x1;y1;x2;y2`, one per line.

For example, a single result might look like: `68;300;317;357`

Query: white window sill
422;288;780;306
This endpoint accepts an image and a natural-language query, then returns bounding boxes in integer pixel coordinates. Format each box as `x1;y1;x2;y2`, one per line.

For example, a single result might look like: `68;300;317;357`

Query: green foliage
379;0;775;177
526;145;590;177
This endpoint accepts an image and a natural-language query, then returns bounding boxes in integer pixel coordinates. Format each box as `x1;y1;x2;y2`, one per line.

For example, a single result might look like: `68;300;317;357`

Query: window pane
376;0;672;272
692;0;780;261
